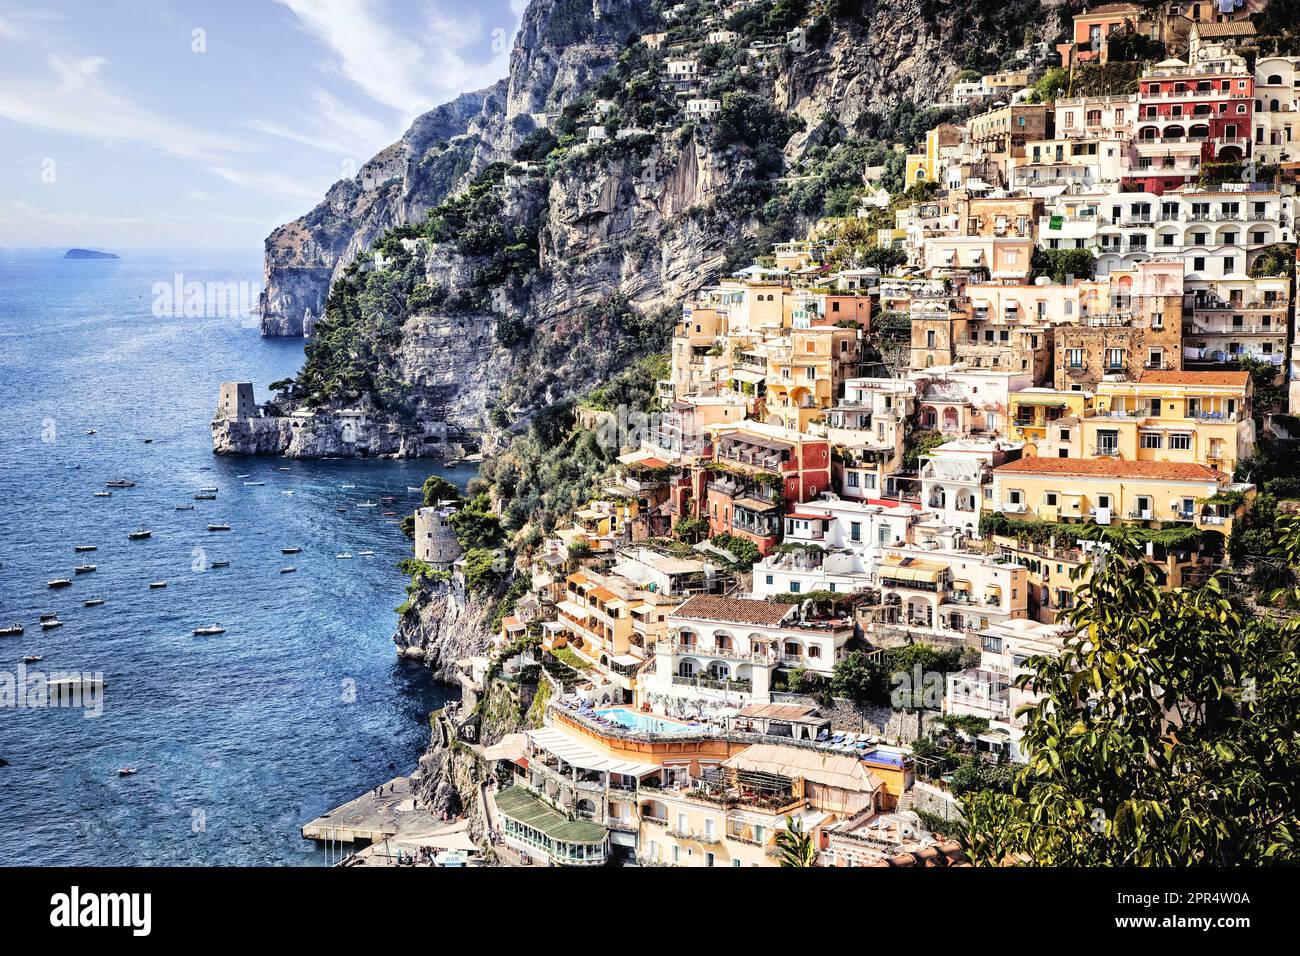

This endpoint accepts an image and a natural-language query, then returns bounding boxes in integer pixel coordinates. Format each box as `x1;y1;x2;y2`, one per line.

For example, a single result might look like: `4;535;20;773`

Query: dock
302;775;483;866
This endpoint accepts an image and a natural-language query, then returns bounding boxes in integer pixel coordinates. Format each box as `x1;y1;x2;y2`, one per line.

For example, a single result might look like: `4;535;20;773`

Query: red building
1127;58;1253;194
698;425;831;556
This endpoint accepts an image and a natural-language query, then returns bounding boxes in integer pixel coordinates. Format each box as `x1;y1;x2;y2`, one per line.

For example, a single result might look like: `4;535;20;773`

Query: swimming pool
594;707;700;735
861;749;907;767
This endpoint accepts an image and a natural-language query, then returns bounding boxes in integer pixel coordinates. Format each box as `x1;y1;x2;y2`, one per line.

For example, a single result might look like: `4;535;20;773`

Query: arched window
678;659;696;678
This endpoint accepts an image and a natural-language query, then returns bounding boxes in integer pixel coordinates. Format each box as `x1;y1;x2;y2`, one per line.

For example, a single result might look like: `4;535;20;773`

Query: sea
0;248;472;865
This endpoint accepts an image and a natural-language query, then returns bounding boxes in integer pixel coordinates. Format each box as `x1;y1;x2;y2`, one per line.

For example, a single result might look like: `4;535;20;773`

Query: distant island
63;248;119;259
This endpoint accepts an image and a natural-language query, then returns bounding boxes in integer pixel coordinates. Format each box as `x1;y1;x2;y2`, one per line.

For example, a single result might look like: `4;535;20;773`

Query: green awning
495;786;607;844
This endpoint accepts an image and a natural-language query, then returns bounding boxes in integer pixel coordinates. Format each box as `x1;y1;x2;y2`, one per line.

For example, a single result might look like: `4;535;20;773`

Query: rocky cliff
234;0;1065;456
393;575;497;683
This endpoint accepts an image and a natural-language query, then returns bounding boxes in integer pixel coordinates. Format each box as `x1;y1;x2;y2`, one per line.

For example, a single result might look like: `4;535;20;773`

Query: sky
0;0;529;250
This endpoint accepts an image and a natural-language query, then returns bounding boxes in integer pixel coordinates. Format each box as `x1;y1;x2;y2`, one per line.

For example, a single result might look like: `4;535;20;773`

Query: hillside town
397;0;1300;868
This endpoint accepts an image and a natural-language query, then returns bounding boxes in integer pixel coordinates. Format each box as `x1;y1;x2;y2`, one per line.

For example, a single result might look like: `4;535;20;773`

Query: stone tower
216;382;256;422
415;505;462;569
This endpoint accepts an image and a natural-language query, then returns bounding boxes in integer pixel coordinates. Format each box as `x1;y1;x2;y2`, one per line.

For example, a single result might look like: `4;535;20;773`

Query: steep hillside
231;0;1064;457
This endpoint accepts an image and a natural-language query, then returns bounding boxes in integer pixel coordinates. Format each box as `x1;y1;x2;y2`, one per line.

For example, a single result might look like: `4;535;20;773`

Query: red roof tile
994;457;1226;482
671;594;794;627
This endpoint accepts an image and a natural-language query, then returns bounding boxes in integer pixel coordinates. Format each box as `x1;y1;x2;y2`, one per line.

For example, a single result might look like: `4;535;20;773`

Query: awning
556;599;590;620
879;565;942;584
733;497;778;513
528;728;660;778
730;369;766;384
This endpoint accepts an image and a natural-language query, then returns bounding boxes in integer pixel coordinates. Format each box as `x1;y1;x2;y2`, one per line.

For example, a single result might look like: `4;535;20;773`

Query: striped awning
528;728;660;778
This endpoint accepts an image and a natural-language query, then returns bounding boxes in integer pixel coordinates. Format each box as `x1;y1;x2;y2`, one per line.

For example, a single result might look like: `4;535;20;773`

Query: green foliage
830;649;887;704
673;515;709;544
1248;243;1297;279
714;91;804;175
961;542;1300;866
708;533;762;568
462;547;506;594
776;815;817;867
421;475;462;507
903;429;948;471
448;494;505;550
1024;67;1068;104
1029;247;1096;284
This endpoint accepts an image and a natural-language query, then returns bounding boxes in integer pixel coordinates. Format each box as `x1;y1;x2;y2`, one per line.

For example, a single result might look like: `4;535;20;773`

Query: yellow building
764;328;859;431
904;123;963;185
638;744;887;867
1009;387;1092;449
1078;370;1254;475
991;456;1249;535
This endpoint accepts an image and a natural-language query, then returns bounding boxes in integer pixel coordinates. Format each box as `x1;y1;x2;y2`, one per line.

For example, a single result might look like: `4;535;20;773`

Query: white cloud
249;87;398;159
277;0;513;119
0;198;277;247
0;53;252;161
206;164;334;203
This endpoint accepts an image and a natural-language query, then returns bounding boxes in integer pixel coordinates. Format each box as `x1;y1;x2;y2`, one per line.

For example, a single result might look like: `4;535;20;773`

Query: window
1097;494;1112;510
1059;429;1070;442
1066;348;1084;368
789;581;800;594
850;521;862;542
847;472;859;488
1106;348;1125;369
1009;489;1023;505
1044;492;1058;506
1169;433;1191;450
1140;432;1163;449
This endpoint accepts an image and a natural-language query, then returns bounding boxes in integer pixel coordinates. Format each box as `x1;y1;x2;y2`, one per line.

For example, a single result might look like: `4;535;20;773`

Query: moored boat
336;553;353;559
194;493;216;500
83;598;105;607
47;579;72;588
74;545;97;552
128;525;151;540
106;479;135;488
22;654;42;663
209;560;230;568
192;625;225;636
74;565;96;574
207;523;231;532
280;566;297;574
148;581;167;589
357;550;375;556
93;491;112;498
41;619;63;630
0;624;23;637
175;503;195;511
281;547;301;554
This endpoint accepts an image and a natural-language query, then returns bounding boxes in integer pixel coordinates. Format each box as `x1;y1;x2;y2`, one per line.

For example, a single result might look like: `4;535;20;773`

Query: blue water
594;707;700;735
0;248;471;865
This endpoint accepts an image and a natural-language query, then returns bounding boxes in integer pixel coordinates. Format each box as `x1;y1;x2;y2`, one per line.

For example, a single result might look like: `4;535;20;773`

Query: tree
1029;247;1096;284
776;815;816;867
961;530;1300;866
830;650;886;704
421;475;462;507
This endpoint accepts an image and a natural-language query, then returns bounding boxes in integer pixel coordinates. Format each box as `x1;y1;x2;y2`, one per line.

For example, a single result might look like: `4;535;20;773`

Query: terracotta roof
994;457;1225;482
1193;21;1256;38
1076;3;1142;16
866;839;968;867
1137;369;1249;388
671;594;794;627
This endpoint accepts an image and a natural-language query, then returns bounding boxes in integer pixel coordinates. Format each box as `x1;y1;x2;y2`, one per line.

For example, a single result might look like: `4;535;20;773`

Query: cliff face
238;0;1063;451
260;85;502;336
393;575;496;683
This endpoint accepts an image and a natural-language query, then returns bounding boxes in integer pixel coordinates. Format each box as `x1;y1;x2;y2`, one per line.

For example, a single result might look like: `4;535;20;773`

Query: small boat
0;625;23;637
207;524;231;532
83;598;105;607
280;566;297;574
336;553;353;559
407;486;422;493
357;501;378;508
382;511;397;517
48;579;72;588
39;612;58;621
93;491;112;498
117;768;137;777
22;655;42;664
341;484;356;490
74;545;97;553
194;493;216;501
106;479;135;488
380;496;396;503
199;486;218;493
236;474;250;479
128;526;151;540
148;581;167;589
281;490;294;496
85;429;97;436
282;547;301;555
243;481;265;486
74;565;96;574
357;550;375;556
278;467;290;472
175;503;195;511
336;507;348;512
209;560;230;569
142;438;153;444
192;625;225;636
41;619;63;630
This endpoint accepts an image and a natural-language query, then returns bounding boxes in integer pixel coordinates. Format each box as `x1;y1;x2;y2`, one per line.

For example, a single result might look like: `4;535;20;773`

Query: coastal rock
393;575;495;683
